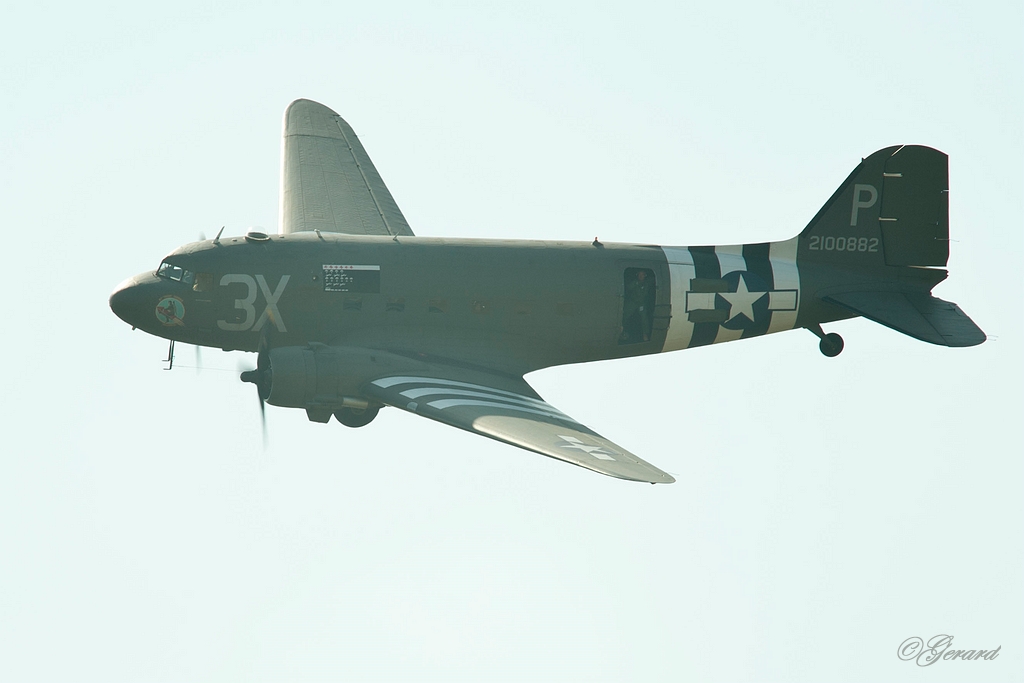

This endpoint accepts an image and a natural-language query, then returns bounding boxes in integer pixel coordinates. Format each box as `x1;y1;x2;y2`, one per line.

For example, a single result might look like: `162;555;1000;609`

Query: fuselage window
620;267;656;344
193;272;214;292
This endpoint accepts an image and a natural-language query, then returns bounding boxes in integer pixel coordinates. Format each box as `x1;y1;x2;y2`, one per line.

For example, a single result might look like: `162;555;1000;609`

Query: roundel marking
718;270;770;330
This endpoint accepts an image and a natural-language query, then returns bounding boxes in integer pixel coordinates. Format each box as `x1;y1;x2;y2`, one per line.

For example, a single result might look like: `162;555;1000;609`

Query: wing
279;99;414;237
364;370;675;484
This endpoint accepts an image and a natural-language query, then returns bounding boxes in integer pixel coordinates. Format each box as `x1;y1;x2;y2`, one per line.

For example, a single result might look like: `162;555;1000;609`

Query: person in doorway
623;269;652;342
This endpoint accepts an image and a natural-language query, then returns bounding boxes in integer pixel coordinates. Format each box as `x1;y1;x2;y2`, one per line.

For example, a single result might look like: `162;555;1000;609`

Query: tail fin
798;145;985;347
800;145;949;266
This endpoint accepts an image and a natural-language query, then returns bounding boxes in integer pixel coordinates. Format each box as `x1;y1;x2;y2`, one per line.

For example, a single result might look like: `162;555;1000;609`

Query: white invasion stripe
425;398;574;422
399;387;568;416
661;245;694;265
715;244;746;275
769;236;798;279
768;237;800;334
768;290;797;311
372;376;541;403
660;246;696;352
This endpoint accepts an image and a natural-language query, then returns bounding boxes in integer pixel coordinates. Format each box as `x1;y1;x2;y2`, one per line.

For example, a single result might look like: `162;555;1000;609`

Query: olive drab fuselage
119;231;867;378
125;235;674;376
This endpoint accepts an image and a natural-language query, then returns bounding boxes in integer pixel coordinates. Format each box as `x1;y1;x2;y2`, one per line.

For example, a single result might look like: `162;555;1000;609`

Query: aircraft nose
109;276;142;326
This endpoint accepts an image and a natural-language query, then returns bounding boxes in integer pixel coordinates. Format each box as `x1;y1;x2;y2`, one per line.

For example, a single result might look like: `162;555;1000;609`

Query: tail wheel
334;405;380;428
819;333;844;357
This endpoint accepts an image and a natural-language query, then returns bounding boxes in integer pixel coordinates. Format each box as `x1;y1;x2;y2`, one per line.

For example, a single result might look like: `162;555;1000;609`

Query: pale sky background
1;1;1021;681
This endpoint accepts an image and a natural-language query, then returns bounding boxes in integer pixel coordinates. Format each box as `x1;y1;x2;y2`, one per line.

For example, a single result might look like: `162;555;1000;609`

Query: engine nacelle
265;344;371;414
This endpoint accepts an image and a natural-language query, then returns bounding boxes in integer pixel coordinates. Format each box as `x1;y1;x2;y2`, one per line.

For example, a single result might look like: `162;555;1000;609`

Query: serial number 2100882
808;236;879;252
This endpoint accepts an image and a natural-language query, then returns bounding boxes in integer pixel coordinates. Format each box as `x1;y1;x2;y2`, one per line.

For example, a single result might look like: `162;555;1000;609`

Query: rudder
799;145;949;267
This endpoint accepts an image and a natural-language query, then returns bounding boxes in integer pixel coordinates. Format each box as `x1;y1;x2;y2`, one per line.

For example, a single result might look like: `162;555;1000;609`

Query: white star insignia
718;273;766;324
557;435;617;461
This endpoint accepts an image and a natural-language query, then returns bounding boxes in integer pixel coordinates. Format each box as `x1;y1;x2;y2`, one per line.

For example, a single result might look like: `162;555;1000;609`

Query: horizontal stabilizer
824;291;985;347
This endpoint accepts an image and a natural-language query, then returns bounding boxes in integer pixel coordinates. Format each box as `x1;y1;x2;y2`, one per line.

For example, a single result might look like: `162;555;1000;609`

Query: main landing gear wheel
334;405;380;428
819;333;844;357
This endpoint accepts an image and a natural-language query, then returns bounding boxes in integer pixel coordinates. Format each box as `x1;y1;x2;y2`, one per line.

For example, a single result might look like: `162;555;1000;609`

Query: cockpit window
157;261;196;285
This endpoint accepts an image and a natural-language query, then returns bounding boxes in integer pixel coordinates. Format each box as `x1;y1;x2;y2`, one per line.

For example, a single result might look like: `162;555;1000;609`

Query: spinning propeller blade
239;321;272;446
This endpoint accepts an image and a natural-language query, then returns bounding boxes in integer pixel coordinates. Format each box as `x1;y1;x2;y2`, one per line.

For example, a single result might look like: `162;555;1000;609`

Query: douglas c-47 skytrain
110;99;985;484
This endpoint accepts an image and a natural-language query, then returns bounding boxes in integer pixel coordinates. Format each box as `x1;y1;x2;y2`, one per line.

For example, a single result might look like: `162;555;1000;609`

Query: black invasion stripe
688;246;720;348
742;242;773;288
741;242;773;338
689;246;721;279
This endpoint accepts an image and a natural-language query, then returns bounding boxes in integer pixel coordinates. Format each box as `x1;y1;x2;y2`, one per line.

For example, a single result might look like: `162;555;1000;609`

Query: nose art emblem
155;296;186;326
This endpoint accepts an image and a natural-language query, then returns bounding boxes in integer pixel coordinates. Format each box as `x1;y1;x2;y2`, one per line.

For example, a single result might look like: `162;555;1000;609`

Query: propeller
239;321;272;444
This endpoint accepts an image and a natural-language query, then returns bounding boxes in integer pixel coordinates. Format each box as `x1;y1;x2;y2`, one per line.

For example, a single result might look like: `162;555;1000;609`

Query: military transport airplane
109;99;986;484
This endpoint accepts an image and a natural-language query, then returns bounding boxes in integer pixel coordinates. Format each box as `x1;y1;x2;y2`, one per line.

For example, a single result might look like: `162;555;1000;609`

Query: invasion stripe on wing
372;376;547;405
399;387;569;417
424;398;575;422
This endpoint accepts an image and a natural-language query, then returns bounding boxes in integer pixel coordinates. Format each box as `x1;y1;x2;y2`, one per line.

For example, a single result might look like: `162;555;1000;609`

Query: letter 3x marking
217;274;290;332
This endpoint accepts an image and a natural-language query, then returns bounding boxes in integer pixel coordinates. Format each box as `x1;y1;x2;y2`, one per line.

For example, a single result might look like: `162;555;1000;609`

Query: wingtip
285;98;339;117
283;98;350;138
613;467;675;484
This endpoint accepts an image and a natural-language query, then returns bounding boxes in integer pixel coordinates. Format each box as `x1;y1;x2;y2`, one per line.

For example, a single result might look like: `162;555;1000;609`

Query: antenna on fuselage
213;226;225;244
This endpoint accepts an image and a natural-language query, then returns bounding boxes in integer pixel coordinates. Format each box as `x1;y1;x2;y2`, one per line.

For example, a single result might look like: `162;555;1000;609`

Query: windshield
157;261;196;285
